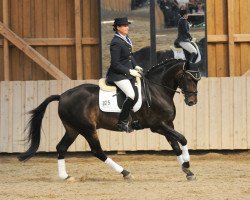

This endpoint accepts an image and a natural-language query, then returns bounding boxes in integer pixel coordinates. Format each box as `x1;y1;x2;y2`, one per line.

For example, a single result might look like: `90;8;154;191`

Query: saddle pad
170;46;186;60
99;79;142;113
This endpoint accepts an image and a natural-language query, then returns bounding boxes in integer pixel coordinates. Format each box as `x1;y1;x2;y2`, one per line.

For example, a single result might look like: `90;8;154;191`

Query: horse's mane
146;59;185;75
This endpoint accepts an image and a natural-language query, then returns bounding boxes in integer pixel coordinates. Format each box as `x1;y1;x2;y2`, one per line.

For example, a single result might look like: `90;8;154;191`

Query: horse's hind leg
85;132;133;180
56;127;78;180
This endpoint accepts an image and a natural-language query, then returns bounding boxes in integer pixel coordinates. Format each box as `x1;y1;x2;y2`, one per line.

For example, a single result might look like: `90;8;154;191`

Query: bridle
142;59;198;107
176;72;198;97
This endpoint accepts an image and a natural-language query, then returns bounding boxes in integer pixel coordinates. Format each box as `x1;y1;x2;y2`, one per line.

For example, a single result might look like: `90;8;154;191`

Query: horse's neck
145;61;183;102
148;75;178;100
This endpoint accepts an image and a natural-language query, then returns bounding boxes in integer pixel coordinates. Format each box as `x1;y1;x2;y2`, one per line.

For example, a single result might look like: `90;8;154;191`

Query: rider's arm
131;54;138;68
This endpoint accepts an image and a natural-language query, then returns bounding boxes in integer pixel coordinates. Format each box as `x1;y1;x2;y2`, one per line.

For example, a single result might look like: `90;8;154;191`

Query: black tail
18;95;60;161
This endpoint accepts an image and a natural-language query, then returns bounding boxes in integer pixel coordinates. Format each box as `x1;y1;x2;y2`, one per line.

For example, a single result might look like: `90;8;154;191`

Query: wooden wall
0;77;249;153
207;0;250;76
2;0;249;80
0;0;100;81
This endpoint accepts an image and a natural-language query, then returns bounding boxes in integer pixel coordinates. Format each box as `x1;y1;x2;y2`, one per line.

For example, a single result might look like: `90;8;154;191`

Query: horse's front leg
151;122;196;181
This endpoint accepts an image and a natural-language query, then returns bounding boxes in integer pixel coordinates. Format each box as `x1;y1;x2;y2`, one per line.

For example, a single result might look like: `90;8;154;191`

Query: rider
175;9;198;70
106;17;143;133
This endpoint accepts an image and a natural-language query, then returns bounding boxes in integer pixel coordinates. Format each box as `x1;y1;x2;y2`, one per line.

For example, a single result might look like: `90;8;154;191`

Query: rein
142;75;181;94
141;59;183;108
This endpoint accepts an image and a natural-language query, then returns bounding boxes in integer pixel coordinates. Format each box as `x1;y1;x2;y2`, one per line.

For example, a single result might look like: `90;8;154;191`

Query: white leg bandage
177;155;184;165
182;145;190;162
58;159;68;179
104;158;124;173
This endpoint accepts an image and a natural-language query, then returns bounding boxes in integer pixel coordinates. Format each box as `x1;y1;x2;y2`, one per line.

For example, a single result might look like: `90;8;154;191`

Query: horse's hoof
182;166;196;181
123;173;134;181
65;176;76;182
186;174;196;181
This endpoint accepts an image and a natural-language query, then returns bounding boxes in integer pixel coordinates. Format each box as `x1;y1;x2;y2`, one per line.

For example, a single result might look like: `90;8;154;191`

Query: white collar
115;33;133;46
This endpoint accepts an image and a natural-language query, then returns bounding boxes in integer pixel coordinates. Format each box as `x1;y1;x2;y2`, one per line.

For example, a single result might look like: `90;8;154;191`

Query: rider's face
117;25;129;36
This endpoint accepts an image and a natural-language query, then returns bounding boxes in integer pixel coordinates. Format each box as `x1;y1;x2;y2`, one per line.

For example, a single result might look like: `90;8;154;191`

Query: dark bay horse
18;59;199;181
134;38;207;76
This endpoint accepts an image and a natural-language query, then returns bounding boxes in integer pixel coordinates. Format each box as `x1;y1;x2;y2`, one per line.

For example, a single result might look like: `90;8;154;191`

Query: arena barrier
0;77;249;153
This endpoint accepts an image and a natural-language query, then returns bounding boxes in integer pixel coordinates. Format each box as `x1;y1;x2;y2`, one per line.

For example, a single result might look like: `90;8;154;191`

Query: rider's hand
135;66;143;73
129;69;142;78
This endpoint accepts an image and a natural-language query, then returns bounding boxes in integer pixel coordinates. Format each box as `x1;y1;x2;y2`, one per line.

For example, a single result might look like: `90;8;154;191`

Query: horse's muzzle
184;96;197;106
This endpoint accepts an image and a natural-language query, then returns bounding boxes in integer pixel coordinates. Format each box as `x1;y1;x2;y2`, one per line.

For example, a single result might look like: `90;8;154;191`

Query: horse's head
145;59;201;106
175;63;201;106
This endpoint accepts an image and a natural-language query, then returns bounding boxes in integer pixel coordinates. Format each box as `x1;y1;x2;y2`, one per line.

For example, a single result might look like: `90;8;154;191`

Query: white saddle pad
170;46;186;60
99;79;142;113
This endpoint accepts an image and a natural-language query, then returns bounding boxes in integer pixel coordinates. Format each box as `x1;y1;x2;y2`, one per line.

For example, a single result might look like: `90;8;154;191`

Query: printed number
102;100;110;106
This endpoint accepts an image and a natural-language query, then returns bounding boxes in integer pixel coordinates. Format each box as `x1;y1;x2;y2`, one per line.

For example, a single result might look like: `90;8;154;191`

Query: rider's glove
135;66;143;73
129;69;142;78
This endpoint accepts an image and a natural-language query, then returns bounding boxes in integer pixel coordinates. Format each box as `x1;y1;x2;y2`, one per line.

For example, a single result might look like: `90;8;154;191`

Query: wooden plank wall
207;0;250;76
0;0;3;80
101;0;131;12
0;0;100;81
0;78;249;153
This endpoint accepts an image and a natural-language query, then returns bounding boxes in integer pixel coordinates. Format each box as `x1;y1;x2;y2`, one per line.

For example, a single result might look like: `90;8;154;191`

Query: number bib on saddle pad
98;77;142;113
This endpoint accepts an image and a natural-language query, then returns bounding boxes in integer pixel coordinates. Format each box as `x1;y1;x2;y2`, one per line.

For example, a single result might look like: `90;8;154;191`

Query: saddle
98;77;142;113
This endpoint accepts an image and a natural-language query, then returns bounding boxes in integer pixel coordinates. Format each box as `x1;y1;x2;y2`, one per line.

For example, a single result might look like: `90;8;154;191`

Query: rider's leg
179;42;199;70
179;42;197;63
114;79;135;132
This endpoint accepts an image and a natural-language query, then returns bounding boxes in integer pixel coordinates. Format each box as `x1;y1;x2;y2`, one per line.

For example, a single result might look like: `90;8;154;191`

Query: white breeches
114;79;135;100
179;42;198;54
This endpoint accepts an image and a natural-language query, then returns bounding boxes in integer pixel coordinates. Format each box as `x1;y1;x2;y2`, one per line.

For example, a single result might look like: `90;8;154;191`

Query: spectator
196;2;204;14
171;0;180;26
177;0;188;9
188;0;196;13
158;0;180;27
159;0;172;28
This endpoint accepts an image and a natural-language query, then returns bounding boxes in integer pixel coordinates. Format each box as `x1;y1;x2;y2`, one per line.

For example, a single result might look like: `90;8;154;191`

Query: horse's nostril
188;101;194;106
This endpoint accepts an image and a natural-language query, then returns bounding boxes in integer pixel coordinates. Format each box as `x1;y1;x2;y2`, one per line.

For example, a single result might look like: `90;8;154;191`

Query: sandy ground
0;152;249;200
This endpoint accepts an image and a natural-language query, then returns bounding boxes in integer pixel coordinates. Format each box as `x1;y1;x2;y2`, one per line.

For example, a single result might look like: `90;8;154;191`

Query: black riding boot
117;97;133;133
188;52;199;71
189;52;197;63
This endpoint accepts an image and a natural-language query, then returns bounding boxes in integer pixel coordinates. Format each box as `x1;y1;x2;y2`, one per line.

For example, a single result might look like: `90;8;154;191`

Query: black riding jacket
175;17;192;45
106;34;137;83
